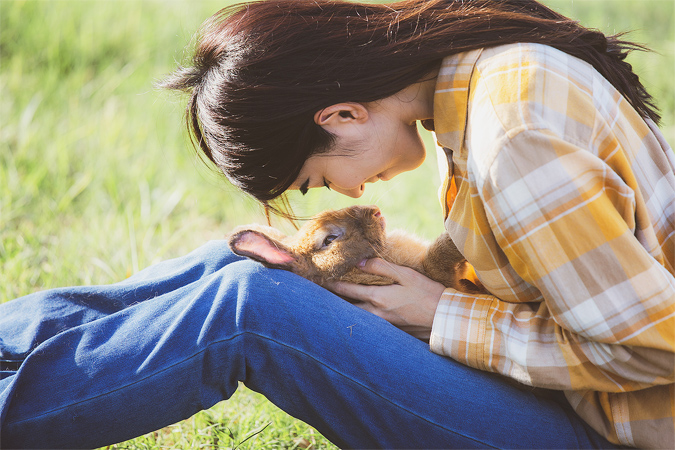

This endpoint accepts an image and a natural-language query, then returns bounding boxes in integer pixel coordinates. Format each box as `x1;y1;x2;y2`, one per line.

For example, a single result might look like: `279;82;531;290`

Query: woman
1;0;672;448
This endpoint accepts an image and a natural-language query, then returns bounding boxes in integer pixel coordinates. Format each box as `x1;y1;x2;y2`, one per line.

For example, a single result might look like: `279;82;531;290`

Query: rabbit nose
365;206;381;217
372;208;386;230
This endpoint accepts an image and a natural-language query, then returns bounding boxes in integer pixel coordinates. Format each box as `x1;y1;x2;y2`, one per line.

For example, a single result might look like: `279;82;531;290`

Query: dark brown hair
160;0;659;213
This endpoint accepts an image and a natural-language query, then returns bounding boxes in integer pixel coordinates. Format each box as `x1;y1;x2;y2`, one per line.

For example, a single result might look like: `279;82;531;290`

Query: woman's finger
324;280;381;304
359;258;419;283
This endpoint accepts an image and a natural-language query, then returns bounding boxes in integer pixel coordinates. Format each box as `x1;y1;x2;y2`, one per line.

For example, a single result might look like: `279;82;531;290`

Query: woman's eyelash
299;178;329;196
299;179;309;196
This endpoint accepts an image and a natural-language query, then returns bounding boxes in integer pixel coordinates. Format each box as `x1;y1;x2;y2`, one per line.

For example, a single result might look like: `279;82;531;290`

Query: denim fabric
0;241;619;449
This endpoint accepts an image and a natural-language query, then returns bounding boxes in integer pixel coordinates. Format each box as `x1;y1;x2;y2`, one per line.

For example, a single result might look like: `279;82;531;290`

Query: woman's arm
432;129;675;392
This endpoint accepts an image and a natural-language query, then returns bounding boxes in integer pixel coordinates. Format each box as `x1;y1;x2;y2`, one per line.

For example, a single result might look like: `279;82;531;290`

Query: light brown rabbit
228;204;486;294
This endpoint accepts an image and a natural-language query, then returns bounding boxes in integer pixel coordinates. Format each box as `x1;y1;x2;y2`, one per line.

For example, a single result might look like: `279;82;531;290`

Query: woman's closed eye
299;179;310;195
299;178;331;196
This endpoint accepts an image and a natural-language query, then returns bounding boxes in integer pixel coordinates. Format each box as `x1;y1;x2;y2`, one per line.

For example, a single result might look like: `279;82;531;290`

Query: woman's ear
314;103;369;127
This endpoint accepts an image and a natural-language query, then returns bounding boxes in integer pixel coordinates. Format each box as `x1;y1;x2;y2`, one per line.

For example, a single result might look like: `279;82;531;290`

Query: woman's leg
1;241;618;449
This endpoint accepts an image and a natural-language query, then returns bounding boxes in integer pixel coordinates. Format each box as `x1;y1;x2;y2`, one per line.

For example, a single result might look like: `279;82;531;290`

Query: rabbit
228;204;486;295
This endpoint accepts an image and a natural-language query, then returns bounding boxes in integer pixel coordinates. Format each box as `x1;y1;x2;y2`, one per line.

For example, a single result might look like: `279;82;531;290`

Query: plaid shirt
429;43;674;448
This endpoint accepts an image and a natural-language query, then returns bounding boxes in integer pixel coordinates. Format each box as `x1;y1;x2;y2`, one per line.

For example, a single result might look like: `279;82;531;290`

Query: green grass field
1;0;672;448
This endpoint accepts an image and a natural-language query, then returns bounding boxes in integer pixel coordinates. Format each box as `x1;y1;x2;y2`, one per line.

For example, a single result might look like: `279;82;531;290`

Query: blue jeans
0;241;619;449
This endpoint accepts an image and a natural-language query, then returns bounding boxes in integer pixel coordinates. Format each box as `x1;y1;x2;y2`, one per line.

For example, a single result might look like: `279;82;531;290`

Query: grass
0;0;672;448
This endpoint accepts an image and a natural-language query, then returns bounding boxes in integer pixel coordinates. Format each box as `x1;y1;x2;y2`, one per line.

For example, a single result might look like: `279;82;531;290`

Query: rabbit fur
228;204;485;294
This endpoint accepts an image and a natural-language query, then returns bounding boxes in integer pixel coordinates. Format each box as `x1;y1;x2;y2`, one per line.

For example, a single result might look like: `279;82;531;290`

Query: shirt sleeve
430;129;675;393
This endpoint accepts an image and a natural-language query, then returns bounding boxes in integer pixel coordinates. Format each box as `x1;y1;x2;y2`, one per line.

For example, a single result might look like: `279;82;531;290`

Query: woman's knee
217;259;346;337
223;258;327;308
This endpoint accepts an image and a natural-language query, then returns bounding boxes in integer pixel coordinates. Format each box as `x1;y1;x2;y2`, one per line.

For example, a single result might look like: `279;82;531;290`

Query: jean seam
6;331;497;449
257;335;499;449
5;331;247;427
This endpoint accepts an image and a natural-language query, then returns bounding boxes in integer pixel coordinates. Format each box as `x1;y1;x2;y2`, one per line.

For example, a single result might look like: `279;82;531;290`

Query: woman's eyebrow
299;179;310;195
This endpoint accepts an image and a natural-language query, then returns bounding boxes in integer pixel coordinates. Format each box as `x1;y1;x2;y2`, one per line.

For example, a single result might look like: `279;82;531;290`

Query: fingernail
358;259;367;268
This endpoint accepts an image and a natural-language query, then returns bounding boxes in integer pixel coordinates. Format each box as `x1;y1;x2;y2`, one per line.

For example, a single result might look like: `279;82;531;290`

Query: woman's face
294;120;426;198
291;90;433;198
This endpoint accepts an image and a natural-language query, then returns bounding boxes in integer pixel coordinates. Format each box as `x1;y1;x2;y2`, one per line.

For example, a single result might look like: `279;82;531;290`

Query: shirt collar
433;48;483;154
432;48;482;218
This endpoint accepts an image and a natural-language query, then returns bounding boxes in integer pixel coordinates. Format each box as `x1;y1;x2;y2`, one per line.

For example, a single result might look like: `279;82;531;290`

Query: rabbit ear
458;262;488;294
229;230;297;268
458;278;486;295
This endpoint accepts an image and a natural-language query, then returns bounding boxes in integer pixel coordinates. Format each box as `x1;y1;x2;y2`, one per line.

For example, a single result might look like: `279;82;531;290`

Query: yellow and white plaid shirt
430;43;674;449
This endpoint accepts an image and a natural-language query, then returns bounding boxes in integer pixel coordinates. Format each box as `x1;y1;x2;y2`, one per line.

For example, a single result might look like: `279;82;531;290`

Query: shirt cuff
430;288;496;371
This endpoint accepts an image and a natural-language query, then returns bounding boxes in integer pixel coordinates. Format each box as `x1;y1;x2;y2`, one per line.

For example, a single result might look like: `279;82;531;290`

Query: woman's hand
324;258;446;340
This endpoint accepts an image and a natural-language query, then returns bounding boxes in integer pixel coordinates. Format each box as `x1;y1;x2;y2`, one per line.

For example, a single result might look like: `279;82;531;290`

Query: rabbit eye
322;234;339;247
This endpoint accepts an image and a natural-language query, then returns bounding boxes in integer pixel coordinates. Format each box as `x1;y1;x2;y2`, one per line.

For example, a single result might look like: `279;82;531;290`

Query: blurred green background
1;0;673;448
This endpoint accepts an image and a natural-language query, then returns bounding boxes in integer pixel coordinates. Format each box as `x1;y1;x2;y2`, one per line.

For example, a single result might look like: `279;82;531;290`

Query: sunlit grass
99;385;333;450
1;0;672;448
